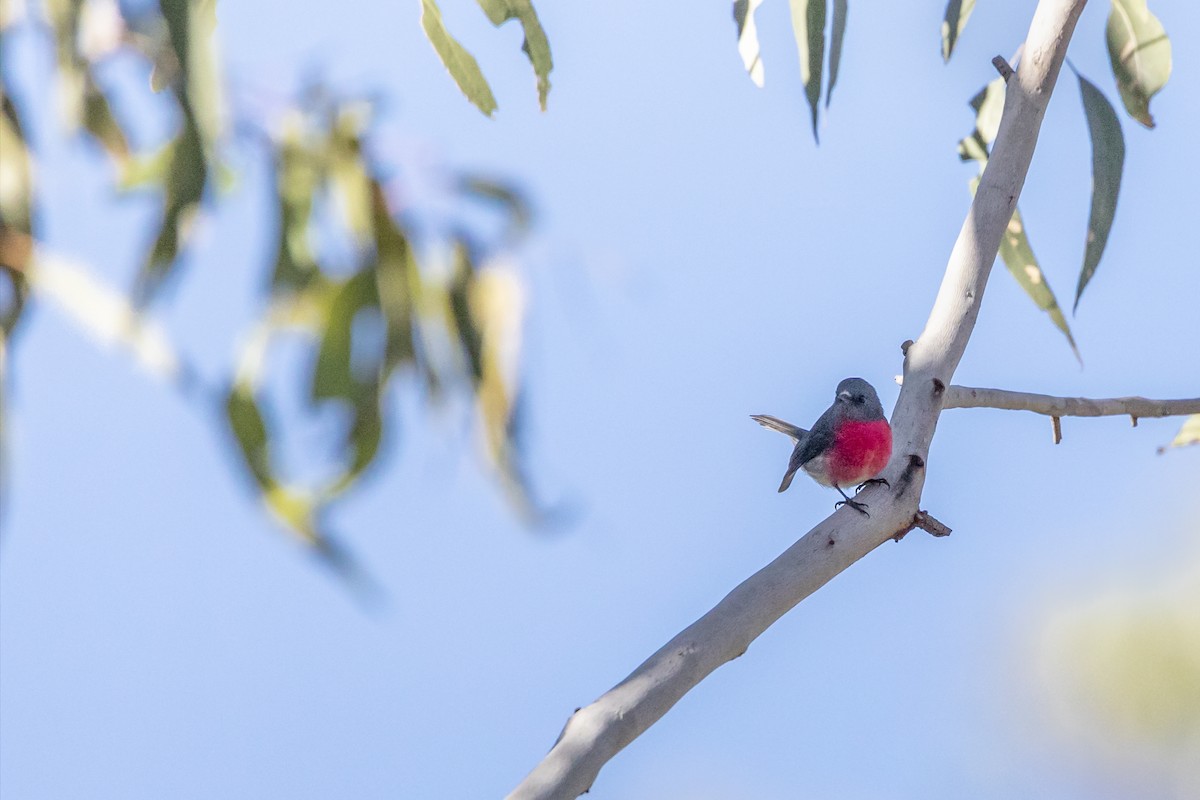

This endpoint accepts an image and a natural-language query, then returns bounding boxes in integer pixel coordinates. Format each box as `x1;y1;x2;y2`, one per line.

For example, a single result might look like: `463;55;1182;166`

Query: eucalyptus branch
943;386;1200;420
507;1;1089;797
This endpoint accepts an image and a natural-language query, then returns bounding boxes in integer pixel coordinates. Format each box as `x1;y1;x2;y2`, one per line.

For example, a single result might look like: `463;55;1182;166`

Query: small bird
752;377;893;515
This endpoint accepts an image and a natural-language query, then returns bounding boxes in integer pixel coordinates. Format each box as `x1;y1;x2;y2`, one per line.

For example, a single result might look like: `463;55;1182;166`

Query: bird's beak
837;390;852;402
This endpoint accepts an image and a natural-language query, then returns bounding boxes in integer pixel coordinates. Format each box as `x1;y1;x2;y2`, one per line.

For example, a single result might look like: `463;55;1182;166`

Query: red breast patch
827;419;892;488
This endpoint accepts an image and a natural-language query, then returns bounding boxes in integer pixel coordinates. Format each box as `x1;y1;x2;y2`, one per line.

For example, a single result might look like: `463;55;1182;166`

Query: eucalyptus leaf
1159;415;1200;453
420;0;498;117
789;0;825;141
733;0;765;88
826;0;848;108
476;0;553;110
1107;0;1171;128
137;116;207;302
941;0;976;62
1075;72;1125;312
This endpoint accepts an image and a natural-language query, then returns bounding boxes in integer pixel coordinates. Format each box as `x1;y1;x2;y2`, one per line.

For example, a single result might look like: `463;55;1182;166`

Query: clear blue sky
2;2;1197;798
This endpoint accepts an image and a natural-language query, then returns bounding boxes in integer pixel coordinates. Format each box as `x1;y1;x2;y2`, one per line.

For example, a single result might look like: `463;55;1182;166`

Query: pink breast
827;419;893;488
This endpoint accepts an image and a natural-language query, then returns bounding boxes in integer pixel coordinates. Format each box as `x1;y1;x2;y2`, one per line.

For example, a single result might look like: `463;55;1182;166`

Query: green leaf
476;0;553;111
329;105;374;244
1106;0;1171;128
420;0;498;117
957;76;1005;163
826;0;848;108
1159;415;1200;453
941;0;976;62
789;0;825;142
82;78;130;165
458;176;532;239
0;92;33;236
312;270;380;402
733;0;765;88
225;384;273;489
160;0;223;149
448;240;485;383
370;182;417;369
136;116;207;302
1075;73;1125;312
271;126;322;291
994;202;1081;362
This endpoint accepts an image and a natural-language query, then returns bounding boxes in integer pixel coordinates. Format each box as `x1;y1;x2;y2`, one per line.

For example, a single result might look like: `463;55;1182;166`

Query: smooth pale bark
943;386;1200;419
508;2;1090;797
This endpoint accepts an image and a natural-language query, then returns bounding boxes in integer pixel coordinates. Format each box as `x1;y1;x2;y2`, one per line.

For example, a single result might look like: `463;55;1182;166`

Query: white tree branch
943;386;1200;420
508;2;1088;797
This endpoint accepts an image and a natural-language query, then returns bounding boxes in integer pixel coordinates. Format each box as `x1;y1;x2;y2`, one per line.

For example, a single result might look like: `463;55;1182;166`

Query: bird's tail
750;414;807;442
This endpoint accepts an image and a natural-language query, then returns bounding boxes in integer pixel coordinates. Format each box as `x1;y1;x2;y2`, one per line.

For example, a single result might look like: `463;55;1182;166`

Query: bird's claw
835;499;870;517
855;477;890;493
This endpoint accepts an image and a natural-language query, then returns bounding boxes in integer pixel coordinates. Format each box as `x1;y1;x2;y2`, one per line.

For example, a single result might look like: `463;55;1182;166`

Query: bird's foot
835;499;870;517
855;477;890;494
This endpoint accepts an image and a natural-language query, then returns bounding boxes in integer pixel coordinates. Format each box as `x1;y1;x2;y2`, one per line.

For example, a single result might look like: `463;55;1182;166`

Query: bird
752;377;893;515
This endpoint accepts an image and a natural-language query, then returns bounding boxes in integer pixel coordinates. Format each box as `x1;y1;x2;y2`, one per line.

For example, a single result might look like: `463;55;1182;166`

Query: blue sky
2;1;1198;798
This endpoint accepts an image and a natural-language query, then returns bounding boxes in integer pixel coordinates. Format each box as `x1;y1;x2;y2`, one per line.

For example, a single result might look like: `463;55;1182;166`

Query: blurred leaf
420;0;498;117
1159;415;1200;453
458;176;532;240
789;0;825;142
117;144;174;190
1106;0;1171;128
329;105;374;244
941;0;975;62
27;252;182;379
226;384;272;488
82;78;130;165
160;0;223;149
271;124;322;291
0;92;34;237
448;240;485;382
1075;72;1125;313
826;0;847;108
137;115;207;302
370;182;417;369
476;0;553;111
733;0;765;88
312;270;380;402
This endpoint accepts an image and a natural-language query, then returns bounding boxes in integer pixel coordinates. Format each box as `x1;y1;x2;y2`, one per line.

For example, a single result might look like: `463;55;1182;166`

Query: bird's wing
777;407;836;492
750;414;808;442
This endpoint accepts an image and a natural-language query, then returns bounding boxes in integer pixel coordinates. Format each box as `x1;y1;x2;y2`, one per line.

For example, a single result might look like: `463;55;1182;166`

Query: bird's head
834;377;886;421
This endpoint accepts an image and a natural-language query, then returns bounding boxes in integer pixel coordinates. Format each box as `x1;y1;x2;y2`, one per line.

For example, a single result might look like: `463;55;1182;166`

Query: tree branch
507;2;1088;797
943;386;1200;420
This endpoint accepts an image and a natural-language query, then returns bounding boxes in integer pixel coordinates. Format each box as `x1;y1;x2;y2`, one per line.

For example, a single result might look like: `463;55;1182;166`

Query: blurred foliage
731;1;1172;353
1036;569;1200;795
0;0;544;560
1160;415;1200;454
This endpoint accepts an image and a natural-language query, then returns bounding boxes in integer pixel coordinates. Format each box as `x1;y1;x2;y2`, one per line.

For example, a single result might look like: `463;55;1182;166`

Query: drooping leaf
990;193;1081;361
420;0;498;117
448;239;485;383
475;0;553;111
458;176;532;240
312;270;380;402
329;105;374;244
271;122;322;291
0;92;34;238
788;0;825;142
826;0;848;108
82;78;130;165
136;115;207;302
226;384;273;488
159;0;223;149
370;181;417;369
733;0;765;88
961;80;1080;360
1106;0;1171;128
1075;72;1125;312
1159;415;1200;453
941;0;976;62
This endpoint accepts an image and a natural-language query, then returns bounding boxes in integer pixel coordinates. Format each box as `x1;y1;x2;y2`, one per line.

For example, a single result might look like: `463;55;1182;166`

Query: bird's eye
854;395;865;404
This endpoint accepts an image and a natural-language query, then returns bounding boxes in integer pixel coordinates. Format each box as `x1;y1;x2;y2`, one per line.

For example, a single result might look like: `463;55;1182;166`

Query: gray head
833;377;885;421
